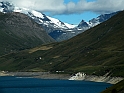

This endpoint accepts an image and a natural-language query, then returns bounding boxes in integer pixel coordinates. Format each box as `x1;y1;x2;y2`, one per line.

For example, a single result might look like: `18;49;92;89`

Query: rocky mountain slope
0;12;55;56
0;1;118;41
77;11;118;28
0;10;124;78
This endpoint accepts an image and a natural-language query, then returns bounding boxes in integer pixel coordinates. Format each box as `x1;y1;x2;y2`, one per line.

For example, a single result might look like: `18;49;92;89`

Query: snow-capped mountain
0;2;70;29
0;1;119;41
0;1;79;41
89;12;118;27
0;1;14;12
77;12;118;29
77;20;90;31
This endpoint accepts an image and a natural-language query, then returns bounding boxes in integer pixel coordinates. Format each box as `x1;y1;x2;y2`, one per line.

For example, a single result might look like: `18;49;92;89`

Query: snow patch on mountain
47;16;68;29
30;10;44;19
64;23;77;29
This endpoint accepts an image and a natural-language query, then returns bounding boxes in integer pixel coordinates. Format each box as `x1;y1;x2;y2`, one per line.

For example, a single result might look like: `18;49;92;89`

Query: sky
1;0;124;24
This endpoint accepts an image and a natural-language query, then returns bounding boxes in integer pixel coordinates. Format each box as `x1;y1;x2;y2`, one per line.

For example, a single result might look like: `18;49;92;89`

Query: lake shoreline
0;71;123;84
0;71;70;80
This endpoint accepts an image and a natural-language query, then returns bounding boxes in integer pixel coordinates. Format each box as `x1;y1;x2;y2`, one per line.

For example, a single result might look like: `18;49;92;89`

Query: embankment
69;72;124;84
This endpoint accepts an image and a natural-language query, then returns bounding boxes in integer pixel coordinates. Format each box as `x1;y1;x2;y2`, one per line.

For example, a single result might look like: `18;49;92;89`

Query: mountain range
0;10;124;78
0;1;124;93
0;1;118;41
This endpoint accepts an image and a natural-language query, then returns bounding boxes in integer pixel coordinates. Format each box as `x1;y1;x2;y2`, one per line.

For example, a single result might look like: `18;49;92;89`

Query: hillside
0;11;124;77
101;80;124;93
0;12;55;56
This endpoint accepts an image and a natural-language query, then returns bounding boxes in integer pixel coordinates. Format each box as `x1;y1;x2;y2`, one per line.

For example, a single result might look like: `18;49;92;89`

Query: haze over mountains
0;1;118;41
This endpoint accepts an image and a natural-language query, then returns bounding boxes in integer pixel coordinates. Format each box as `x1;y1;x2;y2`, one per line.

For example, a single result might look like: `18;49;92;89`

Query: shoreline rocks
0;71;9;76
69;72;124;84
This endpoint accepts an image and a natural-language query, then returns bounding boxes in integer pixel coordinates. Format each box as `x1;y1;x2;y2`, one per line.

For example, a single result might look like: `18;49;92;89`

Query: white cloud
64;0;124;14
2;0;66;14
1;0;124;15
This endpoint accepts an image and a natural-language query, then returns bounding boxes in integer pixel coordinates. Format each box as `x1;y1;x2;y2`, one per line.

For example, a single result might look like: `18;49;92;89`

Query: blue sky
3;0;124;25
53;0;98;24
53;11;98;24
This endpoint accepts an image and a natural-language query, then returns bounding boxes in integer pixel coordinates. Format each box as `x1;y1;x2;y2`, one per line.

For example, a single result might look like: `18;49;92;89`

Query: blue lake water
0;76;112;93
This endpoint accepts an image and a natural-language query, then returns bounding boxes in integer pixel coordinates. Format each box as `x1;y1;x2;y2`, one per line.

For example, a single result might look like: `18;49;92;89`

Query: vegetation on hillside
101;80;124;93
0;11;124;77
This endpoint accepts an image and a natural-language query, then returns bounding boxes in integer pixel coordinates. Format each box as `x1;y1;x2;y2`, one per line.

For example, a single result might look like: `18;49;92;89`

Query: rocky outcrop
69;72;124;84
0;71;9;76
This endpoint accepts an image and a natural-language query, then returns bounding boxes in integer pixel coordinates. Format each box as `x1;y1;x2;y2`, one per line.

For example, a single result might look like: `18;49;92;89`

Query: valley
0;1;124;93
0;11;124;78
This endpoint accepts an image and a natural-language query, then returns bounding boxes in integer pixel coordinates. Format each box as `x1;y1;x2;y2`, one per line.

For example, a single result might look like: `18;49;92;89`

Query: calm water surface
0;76;112;93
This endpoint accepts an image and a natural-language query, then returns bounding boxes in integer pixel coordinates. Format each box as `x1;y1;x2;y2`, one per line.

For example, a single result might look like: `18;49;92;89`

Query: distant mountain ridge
0;1;118;41
77;11;118;28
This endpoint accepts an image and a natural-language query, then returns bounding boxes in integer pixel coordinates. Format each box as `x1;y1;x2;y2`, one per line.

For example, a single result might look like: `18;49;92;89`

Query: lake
0;76;112;93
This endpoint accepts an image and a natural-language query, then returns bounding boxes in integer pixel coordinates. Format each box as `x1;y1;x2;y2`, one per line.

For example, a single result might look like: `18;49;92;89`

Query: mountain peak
0;1;14;13
78;20;89;28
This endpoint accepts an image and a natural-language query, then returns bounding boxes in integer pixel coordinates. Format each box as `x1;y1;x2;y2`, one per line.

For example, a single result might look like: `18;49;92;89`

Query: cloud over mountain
1;0;124;15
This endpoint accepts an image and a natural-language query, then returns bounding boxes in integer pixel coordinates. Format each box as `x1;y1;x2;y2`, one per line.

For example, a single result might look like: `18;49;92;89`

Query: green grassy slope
0;11;124;77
